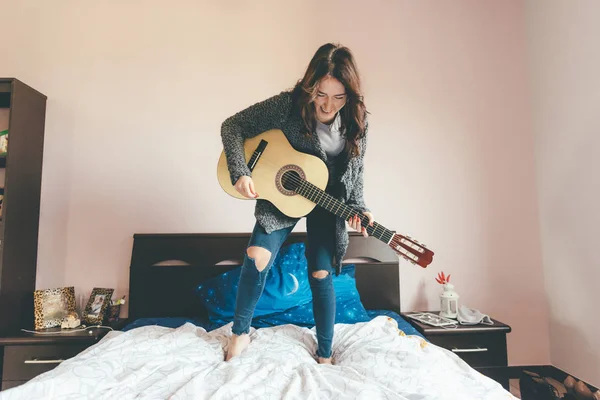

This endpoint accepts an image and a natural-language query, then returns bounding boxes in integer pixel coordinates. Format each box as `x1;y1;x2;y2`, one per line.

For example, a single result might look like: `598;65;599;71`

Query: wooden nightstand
0;320;128;391
401;311;511;390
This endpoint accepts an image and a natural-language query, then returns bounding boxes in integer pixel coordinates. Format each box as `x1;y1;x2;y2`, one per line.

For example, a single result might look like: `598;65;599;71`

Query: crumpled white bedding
0;316;516;399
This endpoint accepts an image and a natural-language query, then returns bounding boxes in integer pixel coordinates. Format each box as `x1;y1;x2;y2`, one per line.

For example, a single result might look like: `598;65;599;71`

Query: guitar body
217;129;329;218
217;128;435;268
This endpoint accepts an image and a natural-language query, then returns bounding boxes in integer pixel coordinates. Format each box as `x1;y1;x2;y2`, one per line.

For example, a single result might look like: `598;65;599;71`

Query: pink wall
0;1;549;365
526;0;600;387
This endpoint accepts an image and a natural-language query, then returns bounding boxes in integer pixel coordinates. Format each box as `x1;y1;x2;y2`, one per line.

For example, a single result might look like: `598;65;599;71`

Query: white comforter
0;317;516;399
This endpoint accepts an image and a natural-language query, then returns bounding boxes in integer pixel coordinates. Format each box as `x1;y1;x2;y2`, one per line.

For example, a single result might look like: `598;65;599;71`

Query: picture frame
33;286;76;330
82;288;114;324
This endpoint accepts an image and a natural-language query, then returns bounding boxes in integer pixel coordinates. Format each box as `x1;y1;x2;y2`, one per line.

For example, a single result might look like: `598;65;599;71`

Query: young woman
220;43;374;364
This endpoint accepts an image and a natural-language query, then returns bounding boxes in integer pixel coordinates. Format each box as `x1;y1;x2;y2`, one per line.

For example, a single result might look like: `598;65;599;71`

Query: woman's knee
247;246;272;272
311;270;329;279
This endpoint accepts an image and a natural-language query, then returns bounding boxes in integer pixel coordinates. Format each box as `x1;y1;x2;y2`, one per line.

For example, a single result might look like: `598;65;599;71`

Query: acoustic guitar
217;129;434;268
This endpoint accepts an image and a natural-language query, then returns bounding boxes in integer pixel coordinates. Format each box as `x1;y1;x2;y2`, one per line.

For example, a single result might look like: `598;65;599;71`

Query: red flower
435;272;451;284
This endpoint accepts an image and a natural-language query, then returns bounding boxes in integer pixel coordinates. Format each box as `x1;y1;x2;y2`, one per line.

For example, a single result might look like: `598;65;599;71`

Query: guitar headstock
389;233;434;268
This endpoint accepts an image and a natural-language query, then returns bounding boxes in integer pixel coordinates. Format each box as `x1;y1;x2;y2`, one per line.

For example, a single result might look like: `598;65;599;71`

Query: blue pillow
252;264;371;328
196;242;313;325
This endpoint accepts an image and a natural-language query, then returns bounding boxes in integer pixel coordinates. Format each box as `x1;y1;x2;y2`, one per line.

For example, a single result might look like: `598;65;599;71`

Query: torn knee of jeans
246;246;271;272
311;270;329;279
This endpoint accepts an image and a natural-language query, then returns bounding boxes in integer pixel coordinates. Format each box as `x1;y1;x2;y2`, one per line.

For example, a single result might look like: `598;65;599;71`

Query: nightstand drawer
3;344;88;381
427;332;507;367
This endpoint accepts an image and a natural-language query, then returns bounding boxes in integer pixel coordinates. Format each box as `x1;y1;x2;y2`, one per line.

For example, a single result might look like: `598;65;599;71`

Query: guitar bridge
247;140;268;172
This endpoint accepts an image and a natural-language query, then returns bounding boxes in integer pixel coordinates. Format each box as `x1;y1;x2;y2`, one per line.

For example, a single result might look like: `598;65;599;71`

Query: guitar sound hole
281;170;302;192
276;164;305;196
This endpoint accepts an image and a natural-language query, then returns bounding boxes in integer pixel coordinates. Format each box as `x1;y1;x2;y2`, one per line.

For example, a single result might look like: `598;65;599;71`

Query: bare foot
225;334;250;361
318;357;332;365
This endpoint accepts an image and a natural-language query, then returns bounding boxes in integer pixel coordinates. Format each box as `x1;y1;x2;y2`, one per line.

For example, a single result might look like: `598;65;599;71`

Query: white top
315;113;345;158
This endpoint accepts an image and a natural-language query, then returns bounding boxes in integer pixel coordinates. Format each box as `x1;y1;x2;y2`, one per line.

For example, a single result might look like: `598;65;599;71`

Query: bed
0;232;516;399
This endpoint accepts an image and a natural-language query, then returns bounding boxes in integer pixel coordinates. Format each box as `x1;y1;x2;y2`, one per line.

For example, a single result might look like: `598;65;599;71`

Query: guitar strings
237;156;428;264
240;156;394;242
245;157;375;224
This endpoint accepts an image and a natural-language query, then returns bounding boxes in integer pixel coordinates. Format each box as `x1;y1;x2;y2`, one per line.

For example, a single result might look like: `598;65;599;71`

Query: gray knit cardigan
220;91;369;274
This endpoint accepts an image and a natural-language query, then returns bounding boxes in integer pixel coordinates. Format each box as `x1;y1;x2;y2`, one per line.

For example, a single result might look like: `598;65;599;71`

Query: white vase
439;283;459;319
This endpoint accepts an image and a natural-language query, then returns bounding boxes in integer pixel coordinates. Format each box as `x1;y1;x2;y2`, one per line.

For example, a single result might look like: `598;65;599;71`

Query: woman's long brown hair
292;43;367;158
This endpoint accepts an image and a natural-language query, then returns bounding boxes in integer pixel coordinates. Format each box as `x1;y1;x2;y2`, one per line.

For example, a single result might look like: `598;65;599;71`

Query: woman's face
314;76;347;124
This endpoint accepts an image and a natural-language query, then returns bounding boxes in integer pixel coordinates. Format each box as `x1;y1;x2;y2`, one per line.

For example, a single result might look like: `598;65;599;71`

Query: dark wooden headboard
128;232;400;321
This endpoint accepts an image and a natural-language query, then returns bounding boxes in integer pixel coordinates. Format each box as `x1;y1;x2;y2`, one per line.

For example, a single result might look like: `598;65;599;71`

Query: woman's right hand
234;176;259;198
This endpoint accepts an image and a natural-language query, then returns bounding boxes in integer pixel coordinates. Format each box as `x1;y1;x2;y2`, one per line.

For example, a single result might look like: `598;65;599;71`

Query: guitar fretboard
296;180;394;244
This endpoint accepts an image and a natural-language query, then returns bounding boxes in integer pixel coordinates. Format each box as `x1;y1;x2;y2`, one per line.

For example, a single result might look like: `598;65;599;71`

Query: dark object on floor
520;370;575;400
520;369;600;400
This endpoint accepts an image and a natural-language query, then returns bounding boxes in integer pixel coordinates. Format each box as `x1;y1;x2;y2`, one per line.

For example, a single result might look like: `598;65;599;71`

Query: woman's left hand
348;211;375;237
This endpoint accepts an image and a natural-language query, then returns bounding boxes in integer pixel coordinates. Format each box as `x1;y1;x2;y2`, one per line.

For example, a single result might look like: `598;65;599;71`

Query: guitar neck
296;181;394;244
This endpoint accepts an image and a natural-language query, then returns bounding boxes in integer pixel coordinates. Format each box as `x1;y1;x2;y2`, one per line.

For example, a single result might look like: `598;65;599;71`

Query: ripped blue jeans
231;206;336;359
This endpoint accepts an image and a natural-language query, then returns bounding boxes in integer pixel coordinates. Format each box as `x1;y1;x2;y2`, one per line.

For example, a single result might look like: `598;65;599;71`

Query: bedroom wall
0;1;549;365
526;0;600;386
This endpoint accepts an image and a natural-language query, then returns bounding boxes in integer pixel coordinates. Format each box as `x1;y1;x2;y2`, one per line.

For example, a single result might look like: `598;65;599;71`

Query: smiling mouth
320;107;334;114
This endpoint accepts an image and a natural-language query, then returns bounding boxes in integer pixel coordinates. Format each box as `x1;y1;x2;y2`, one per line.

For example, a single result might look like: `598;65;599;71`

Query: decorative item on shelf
0;129;7;155
60;311;81;329
436;271;459;319
108;295;126;322
33;286;77;330
82;288;114;325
